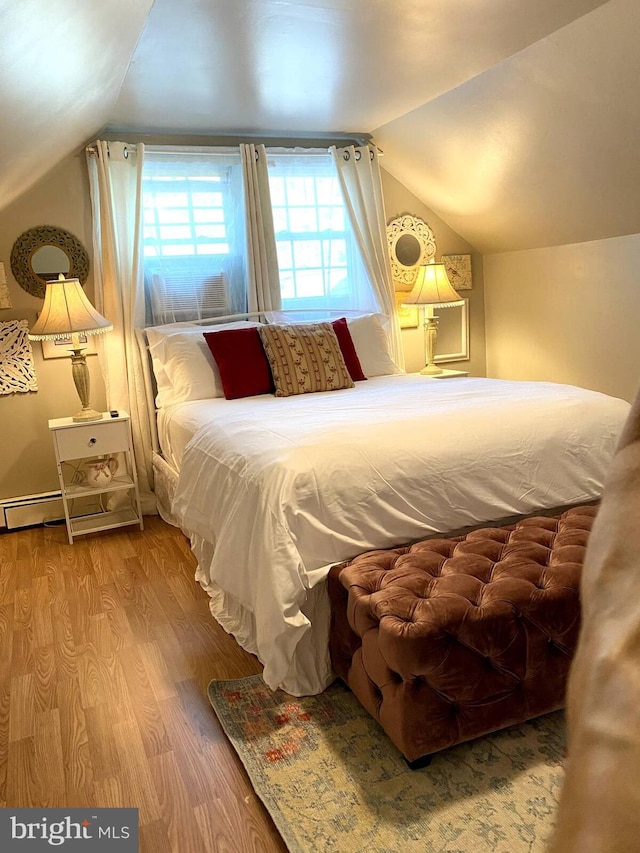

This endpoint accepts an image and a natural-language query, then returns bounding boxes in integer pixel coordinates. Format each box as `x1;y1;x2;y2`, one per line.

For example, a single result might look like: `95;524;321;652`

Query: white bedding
169;375;629;695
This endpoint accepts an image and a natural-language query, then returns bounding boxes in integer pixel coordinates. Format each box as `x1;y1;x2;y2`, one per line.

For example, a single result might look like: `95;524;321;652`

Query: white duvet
170;375;629;695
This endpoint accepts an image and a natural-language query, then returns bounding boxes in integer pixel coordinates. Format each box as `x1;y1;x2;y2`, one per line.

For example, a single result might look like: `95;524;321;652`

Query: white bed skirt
153;450;334;694
152;452;184;530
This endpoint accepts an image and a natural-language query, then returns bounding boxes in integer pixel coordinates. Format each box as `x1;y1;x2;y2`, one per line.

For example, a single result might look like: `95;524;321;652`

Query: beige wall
381;169;487;377
484;233;640;403
0;153;105;502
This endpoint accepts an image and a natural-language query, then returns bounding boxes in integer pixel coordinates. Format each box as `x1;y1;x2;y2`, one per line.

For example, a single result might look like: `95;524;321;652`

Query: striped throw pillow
258;323;355;397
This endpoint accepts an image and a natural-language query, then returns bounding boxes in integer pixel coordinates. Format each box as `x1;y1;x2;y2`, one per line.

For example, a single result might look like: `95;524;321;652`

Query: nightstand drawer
54;420;130;460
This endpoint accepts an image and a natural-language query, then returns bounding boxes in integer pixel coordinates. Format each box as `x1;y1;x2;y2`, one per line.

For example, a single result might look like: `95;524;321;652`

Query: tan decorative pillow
258;323;355;397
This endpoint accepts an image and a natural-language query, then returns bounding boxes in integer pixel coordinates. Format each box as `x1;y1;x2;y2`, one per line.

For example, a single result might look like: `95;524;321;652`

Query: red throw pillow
203;327;274;399
331;317;367;381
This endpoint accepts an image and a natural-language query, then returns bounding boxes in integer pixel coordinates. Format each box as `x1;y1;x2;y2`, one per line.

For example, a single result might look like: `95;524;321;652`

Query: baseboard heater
0;490;65;530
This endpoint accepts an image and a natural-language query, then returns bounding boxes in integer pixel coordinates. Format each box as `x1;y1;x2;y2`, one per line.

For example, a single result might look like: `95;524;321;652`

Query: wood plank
148;751;204;853
6;736;38;806
138;640;177;703
57;676;93;793
32;645;57;713
9;673;35;741
110;717;162;825
0;561;15;605
84;703;121;782
117;645;172;758
33;709;66;806
0;684;10;803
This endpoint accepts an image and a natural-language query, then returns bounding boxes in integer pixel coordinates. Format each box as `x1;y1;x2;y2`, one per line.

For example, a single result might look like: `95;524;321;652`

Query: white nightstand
415;368;469;379
49;410;144;544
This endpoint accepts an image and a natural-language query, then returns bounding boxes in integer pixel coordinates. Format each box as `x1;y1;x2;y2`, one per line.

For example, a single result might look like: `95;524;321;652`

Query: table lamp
29;275;112;421
401;262;464;375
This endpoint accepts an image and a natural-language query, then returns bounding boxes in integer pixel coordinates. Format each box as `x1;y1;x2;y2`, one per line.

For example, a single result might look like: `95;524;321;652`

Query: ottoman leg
405;753;432;770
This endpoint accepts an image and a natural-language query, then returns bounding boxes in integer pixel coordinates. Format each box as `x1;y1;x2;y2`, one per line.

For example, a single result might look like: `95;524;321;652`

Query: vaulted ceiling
2;0;638;253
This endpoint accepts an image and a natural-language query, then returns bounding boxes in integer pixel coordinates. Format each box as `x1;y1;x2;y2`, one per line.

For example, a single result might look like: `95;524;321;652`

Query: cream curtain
86;141;156;513
240;143;281;312
330;145;404;368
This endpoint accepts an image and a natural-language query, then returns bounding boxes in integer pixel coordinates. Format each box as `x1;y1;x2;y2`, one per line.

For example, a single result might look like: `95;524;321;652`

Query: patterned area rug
208;676;565;853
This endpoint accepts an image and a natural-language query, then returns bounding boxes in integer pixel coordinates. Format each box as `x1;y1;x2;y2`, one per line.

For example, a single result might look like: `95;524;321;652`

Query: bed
138;313;630;696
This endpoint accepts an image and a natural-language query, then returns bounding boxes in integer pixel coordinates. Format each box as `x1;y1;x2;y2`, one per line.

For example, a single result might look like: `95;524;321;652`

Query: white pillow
146;321;262;407
346;314;404;377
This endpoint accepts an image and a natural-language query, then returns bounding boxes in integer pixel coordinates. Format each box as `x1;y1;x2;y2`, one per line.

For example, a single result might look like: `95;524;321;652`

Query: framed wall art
0;319;38;394
387;214;436;287
442;254;472;291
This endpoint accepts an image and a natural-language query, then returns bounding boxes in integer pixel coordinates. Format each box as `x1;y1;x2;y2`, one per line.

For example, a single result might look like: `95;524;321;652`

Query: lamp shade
401;263;464;308
29;276;112;340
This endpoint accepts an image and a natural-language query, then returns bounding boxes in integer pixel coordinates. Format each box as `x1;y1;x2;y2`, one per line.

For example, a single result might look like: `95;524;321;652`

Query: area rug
208;675;565;853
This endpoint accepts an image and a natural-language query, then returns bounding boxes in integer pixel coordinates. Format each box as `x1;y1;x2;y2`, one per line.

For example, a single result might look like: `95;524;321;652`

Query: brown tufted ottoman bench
328;505;596;766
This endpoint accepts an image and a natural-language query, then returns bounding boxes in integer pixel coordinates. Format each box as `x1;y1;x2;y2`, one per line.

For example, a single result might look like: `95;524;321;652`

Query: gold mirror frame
386;214;436;286
10;225;90;299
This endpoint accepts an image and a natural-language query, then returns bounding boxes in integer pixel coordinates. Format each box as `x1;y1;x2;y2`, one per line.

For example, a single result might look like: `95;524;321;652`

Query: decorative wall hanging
10;225;90;299
0;262;11;309
0;319;38;394
442;254;473;291
386;214;436;287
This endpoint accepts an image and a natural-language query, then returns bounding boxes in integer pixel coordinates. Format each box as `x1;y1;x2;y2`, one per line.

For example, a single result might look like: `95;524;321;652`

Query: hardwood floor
0;517;288;852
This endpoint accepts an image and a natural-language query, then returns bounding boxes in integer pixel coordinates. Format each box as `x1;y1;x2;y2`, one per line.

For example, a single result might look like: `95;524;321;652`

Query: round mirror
31;246;71;280
10;225;90;299
395;234;422;268
386;214;436;286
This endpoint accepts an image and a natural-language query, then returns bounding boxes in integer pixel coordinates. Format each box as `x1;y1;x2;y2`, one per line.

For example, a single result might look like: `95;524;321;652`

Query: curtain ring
123;146;129;159
343;151;350;161
354;150;362;161
369;148;374;161
255;149;259;161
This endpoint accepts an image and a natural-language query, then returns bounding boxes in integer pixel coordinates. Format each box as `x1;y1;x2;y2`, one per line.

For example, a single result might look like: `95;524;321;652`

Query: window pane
159;225;192;241
316;176;341;205
288;207;317;233
196;243;229;255
295;269;324;298
323;239;346;266
191;192;221;207
269;176;286;206
279;270;295;300
276;242;293;269
193;208;224;223
285;176;316;206
293;240;321;269
318;206;344;232
272;208;289;234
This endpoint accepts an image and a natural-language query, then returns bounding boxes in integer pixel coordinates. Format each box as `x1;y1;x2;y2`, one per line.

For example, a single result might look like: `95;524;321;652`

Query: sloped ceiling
375;0;640;253
3;0;638;254
0;0;153;210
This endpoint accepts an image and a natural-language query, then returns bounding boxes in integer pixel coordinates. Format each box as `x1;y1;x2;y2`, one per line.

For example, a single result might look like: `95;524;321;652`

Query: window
142;150;247;324
141;146;380;324
267;151;379;316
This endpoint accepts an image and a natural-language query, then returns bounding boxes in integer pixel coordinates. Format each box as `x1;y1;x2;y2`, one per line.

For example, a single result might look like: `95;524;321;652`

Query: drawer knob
88;437;97;445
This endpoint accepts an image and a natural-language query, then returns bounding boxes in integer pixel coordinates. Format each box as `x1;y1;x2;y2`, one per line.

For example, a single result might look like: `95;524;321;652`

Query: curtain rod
85;142;138;158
